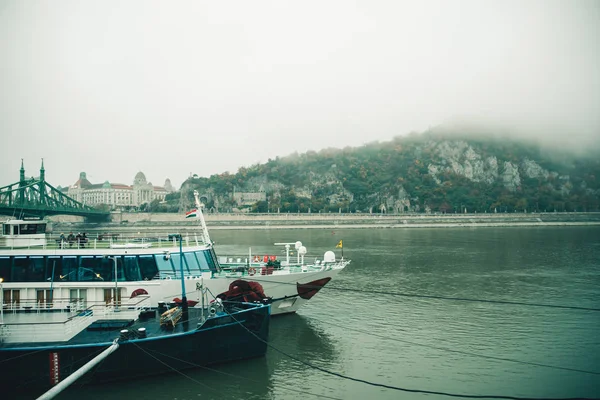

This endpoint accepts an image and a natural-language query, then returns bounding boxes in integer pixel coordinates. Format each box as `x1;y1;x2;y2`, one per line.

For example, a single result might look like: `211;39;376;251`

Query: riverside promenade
40;211;600;234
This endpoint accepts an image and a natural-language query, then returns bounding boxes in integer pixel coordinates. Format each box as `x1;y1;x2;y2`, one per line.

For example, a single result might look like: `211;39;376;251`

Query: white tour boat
0;192;349;316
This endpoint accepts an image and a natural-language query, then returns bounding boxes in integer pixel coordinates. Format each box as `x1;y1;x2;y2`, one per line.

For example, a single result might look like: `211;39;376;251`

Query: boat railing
0;296;152;344
3;298;65;314
98;295;151;319
64;307;95;338
0;303;95;344
1;297;95;314
5;233;208;250
216;255;347;275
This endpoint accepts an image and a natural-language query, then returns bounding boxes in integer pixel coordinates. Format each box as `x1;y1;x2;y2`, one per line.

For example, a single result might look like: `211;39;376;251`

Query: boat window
47;257;62;281
154;254;175;278
123;256;142;281
139;255;159;280
97;257;123;282
106;256;126;282
170;253;190;278
210;248;220;270
184;252;201;275
96;258;113;281
196;249;218;272
194;251;211;271
4;289;20;306
3;256;46;282
2;224;9;235
60;256;78;281
12;257;29;282
80;257;104;281
29;256;45;281
20;223;46;235
0;257;11;282
37;289;53;308
69;288;87;309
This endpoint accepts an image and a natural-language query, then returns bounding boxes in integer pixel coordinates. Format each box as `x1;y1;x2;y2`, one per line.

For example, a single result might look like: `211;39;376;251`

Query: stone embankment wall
38;212;600;234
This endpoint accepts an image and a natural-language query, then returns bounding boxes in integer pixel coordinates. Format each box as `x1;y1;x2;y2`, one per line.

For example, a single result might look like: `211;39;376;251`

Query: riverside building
63;171;173;209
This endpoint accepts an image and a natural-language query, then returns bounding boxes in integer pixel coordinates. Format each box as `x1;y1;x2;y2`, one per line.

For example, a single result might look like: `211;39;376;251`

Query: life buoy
248;267;256;276
253;255;260;262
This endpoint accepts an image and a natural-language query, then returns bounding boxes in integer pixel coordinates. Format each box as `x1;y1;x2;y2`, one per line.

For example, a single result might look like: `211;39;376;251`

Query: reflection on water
269;314;339;367
265;314;342;399
59;352;273;400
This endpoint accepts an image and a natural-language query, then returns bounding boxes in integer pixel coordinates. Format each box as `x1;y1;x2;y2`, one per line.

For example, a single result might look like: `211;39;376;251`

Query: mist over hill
160;128;600;214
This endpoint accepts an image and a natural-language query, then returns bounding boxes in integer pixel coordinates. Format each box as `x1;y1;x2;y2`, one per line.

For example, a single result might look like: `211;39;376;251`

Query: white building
65;172;171;209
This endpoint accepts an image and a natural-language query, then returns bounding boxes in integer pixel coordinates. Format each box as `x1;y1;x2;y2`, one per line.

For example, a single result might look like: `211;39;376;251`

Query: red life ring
248;267;256;276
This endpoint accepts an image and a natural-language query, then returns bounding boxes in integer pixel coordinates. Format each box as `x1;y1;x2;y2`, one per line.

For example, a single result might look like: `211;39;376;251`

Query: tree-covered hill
167;129;600;214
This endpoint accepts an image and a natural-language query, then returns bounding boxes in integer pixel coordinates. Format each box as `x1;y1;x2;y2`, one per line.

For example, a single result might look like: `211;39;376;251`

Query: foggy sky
1;0;598;189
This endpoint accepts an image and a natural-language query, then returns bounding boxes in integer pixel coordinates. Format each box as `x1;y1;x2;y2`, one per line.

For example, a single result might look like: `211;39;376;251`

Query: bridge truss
0;163;109;220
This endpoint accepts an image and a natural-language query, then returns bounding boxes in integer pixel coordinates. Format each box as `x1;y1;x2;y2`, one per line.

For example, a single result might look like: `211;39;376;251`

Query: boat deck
67;308;209;345
0;307;215;349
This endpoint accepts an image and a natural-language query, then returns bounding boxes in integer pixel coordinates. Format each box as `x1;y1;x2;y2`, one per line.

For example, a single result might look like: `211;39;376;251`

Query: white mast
193;190;212;245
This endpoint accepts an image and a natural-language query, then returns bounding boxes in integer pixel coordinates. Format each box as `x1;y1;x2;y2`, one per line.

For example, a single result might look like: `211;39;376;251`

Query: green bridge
0;160;110;221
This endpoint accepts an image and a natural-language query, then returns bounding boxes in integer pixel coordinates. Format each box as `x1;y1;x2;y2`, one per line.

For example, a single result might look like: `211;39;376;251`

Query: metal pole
0;278;4;324
193;190;211;245
179;235;188;320
50;260;56;302
179;237;185;298
113;257;119;311
37;339;120;400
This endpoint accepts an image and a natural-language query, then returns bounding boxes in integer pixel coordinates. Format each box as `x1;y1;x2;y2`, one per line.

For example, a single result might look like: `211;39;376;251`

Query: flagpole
193;190;211;245
336;239;343;260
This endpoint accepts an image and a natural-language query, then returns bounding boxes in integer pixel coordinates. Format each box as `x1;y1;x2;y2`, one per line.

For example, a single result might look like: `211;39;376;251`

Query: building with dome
65;171;172;209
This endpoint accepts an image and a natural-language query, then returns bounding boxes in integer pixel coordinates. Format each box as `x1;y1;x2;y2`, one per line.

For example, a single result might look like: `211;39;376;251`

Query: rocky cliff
179;130;600;214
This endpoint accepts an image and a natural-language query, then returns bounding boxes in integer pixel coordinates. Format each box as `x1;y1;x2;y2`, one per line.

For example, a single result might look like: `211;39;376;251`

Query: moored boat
0;286;270;396
0;192;349;317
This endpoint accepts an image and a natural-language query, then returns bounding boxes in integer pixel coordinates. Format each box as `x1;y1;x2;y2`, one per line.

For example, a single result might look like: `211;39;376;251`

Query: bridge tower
39;159;46;205
19;159;25;205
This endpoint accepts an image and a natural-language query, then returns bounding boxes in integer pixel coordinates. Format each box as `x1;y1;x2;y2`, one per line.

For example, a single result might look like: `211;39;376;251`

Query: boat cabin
1;219;47;248
0;248;220;284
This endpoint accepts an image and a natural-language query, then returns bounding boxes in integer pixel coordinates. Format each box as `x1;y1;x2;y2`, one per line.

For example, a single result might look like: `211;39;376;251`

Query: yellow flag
336;240;343;248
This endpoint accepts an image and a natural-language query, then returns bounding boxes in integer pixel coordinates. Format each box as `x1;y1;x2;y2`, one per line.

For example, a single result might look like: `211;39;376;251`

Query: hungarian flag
185;209;199;219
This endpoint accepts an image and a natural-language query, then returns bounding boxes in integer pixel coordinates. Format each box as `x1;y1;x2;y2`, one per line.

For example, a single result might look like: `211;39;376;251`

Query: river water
56;226;599;400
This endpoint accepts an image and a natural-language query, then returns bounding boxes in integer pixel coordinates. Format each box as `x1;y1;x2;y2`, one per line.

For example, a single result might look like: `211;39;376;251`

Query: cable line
246;277;600;312
307;315;600;376
223;308;599;400
0;348;46;364
130;340;229;398
144;347;344;400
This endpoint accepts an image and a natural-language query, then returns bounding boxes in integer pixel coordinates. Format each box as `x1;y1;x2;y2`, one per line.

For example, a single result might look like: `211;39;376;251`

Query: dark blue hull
0;305;270;396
